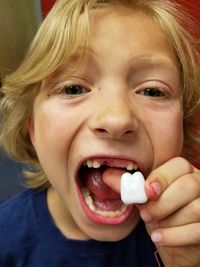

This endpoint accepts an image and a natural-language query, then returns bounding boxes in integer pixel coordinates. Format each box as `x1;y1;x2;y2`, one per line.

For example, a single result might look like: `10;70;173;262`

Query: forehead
44;7;179;84
74;8;176;70
90;8;176;57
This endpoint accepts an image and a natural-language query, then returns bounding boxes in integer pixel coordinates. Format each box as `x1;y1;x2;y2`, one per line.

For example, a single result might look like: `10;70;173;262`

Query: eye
139;87;166;97
62;84;90;96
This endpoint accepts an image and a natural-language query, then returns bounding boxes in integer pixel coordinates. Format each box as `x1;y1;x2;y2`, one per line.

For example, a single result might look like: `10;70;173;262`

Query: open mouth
76;158;139;224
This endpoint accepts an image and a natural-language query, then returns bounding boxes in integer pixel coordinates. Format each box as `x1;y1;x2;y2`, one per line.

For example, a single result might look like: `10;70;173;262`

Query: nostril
96;128;107;133
94;127;133;139
125;130;133;135
94;128;133;138
95;128;112;135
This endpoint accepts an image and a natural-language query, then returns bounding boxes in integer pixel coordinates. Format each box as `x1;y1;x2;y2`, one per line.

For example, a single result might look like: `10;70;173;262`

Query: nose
89;95;139;139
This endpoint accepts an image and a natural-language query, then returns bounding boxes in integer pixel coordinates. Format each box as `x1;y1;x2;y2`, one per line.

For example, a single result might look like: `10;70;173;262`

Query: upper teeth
127;162;138;171
86;160;100;168
83;160;138;171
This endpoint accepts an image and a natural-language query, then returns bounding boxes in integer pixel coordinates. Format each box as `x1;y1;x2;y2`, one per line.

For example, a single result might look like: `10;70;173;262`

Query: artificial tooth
127;162;138;171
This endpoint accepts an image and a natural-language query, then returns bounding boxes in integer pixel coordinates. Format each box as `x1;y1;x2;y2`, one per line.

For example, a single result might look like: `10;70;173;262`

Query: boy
0;0;200;266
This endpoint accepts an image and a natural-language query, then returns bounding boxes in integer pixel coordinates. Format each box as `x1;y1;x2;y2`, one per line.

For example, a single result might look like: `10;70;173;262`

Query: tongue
85;167;124;201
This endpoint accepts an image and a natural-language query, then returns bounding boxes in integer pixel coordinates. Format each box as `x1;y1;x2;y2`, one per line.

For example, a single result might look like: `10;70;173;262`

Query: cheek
147;109;184;164
31;109;74;172
32;115;74;190
33;104;75;151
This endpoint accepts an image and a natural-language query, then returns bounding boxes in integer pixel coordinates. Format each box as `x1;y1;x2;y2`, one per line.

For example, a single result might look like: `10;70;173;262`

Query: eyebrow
72;47;179;71
127;55;179;73
51;47;179;87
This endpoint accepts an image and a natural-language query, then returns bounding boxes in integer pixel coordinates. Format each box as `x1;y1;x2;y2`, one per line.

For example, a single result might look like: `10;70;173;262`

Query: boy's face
28;8;183;241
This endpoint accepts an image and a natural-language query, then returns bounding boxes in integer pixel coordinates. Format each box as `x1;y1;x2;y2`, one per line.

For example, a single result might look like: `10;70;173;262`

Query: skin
28;8;200;266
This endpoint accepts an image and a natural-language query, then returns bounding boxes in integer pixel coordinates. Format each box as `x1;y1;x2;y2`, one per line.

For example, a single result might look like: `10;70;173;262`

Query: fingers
148;197;200;247
145;157;197;200
151;223;200;246
141;172;200;221
137;157;200;253
102;168;122;193
157;245;200;267
157;197;200;227
103;157;199;201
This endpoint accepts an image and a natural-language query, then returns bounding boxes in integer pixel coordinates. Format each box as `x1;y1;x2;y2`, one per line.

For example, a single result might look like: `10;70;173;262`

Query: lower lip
76;182;135;225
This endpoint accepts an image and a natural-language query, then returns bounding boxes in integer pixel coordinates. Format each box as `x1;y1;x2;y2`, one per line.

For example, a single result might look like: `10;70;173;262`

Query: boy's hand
140;157;200;267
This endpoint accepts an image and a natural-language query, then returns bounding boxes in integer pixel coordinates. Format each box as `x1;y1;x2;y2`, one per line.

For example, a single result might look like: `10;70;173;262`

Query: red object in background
41;0;56;16
176;0;200;21
41;0;200;21
177;0;200;170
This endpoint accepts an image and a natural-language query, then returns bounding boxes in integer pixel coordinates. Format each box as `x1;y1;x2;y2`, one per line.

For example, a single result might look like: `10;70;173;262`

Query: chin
80;211;140;242
89;223;137;242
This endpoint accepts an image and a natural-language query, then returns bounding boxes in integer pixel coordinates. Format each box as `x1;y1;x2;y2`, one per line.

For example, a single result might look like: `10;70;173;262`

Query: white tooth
82;188;90;198
133;163;138;170
127;162;138;171
93;161;101;168
85;195;95;211
82;188;95;211
127;164;133;171
87;160;93;168
95;205;128;217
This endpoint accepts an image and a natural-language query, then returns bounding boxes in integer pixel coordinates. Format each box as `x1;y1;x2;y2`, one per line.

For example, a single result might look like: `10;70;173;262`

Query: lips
76;157;139;225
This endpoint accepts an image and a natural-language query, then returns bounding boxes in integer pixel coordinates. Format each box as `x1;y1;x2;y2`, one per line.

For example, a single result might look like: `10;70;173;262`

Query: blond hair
1;0;200;188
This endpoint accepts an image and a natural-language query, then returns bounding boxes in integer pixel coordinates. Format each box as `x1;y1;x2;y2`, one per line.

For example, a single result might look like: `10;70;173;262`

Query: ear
26;116;36;147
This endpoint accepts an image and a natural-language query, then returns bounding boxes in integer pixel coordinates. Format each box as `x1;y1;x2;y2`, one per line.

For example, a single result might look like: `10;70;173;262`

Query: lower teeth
82;188;128;217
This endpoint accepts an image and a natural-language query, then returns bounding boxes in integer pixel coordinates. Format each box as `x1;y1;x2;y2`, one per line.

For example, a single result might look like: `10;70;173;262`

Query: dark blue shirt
0;189;163;266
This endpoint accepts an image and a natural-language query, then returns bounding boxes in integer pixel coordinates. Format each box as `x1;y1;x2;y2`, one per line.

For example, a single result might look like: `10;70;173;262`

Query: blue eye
142;88;165;97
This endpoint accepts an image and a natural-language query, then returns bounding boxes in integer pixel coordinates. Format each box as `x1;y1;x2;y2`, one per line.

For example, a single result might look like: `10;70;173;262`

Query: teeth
85;159;138;170
82;188;128;217
93;161;101;168
86;160;93;168
86;160;101;168
126;162;138;171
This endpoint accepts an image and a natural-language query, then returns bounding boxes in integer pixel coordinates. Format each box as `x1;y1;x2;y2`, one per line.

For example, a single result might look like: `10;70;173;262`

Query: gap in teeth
82;188;128;217
84;159;138;171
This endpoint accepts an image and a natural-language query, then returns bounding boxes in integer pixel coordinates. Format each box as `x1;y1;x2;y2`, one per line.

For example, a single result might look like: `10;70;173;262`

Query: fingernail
151;232;163;243
140;208;152;222
148;181;162;200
